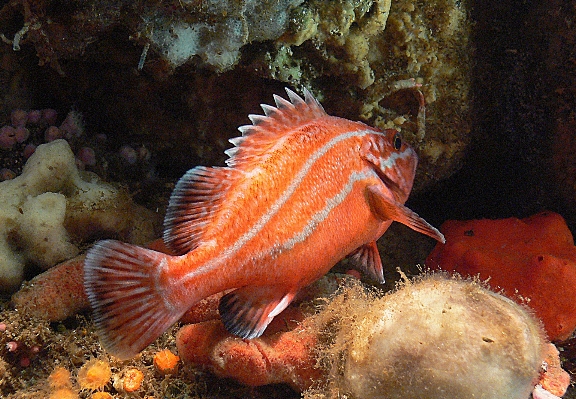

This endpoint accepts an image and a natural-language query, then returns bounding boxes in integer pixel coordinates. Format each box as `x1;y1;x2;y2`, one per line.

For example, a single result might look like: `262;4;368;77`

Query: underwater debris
427;211;576;341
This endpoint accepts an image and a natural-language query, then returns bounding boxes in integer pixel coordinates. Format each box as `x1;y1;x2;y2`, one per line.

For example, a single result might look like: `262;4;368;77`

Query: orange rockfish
84;88;445;359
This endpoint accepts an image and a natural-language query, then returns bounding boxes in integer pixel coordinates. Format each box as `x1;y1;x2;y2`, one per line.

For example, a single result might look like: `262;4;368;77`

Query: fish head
361;128;418;204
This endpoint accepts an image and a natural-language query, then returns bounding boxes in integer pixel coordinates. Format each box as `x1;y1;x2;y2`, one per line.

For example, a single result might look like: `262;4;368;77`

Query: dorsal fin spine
285;88;305;106
225;87;328;168
260;104;276;116
303;87;325;114
273;94;293;109
248;114;268;125
237;125;251;136
229;137;244;146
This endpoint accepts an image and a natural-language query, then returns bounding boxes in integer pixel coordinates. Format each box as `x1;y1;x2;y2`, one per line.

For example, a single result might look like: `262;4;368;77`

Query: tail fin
84;240;186;359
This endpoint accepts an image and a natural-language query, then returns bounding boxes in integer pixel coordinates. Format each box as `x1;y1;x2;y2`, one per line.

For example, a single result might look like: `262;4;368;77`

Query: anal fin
348;241;385;283
218;286;296;339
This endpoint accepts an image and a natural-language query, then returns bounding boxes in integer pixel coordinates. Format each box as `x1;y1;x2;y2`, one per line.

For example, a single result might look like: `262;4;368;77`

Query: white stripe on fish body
380;148;416;171
178;127;411;285
273;168;379;253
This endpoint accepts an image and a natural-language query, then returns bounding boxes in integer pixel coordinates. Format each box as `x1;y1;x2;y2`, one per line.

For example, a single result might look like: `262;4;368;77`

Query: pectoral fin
348;241;385;283
367;184;445;243
219;286;296;339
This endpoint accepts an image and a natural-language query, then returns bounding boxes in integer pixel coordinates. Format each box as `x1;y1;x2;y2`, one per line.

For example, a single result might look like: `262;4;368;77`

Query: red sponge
426;211;576;341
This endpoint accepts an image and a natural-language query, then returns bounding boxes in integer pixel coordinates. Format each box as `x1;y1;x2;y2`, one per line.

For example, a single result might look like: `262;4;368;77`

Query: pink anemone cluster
0;109;96;180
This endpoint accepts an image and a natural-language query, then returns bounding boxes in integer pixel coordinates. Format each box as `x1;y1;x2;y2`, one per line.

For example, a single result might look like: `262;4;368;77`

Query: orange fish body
84;88;444;359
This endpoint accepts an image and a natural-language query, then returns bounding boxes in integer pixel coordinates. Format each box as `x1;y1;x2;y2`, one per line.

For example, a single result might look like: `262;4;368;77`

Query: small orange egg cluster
153;349;180;375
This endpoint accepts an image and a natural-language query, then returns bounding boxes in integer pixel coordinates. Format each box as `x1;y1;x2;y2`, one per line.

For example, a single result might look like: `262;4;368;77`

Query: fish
83;87;445;359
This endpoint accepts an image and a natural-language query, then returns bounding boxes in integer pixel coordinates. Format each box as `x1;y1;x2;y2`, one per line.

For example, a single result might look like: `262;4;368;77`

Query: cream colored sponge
310;275;546;399
0;139;159;292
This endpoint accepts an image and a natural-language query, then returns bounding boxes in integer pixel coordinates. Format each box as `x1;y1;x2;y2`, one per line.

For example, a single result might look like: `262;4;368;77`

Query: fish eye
392;133;402;150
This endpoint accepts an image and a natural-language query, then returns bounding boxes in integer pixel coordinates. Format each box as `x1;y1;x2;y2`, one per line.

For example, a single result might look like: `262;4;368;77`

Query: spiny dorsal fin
225;87;326;168
163;166;242;254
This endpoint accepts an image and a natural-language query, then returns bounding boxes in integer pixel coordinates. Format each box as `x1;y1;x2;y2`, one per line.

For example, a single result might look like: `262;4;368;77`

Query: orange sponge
426;211;576;340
